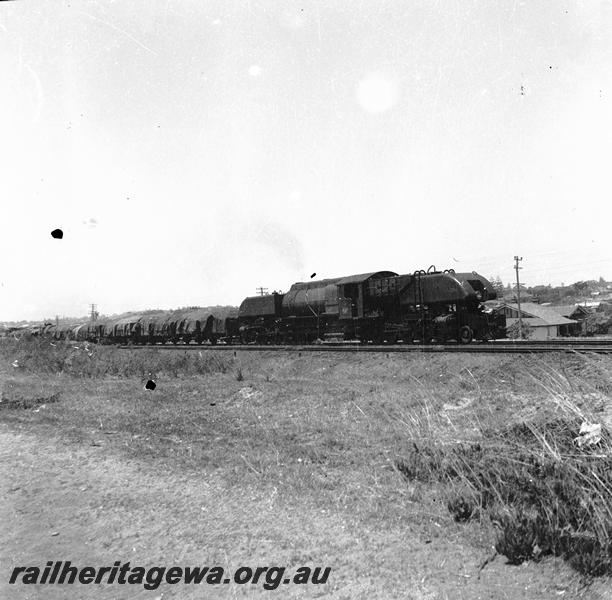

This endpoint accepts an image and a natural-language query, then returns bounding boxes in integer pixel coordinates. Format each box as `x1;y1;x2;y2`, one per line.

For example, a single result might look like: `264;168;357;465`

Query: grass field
1;338;611;599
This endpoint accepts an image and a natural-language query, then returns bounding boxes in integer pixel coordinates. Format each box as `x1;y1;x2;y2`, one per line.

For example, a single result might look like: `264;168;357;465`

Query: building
501;302;577;340
551;304;590;335
597;301;612;314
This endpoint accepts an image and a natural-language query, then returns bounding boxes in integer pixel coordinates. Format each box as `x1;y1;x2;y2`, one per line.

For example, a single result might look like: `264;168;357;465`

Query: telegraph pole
256;287;268;296
514;256;523;339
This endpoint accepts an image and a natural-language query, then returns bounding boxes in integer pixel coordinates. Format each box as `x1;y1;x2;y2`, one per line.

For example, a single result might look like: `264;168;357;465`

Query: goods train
24;267;506;345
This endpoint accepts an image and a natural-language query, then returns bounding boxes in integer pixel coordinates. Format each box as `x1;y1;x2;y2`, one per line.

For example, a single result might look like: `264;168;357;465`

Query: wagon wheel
459;326;473;344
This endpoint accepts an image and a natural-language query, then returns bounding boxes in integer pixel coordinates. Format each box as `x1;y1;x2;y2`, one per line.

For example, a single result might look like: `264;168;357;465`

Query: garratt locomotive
27;267;505;345
233;267;505;344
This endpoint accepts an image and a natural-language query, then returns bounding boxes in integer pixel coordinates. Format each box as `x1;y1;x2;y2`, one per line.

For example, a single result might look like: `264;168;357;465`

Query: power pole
256;287;268;296
514;256;523;339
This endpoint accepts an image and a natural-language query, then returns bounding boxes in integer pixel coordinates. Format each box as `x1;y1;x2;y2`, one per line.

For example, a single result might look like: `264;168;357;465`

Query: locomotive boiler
235;267;505;344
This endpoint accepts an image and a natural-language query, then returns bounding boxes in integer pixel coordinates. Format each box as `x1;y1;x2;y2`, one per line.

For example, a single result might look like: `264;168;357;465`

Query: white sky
1;0;611;320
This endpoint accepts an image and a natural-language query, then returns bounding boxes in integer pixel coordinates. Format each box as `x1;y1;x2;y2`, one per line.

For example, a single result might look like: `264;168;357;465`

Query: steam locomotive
233;267;505;344
29;266;505;345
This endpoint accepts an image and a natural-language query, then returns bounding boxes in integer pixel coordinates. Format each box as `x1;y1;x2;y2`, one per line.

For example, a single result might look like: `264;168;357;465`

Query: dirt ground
1;350;612;599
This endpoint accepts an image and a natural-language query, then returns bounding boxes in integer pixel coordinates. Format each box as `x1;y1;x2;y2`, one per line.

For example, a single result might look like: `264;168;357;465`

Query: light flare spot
248;65;262;78
356;74;398;114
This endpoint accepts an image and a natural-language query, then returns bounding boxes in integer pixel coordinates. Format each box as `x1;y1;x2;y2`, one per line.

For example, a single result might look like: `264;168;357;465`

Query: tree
584;312;612;336
495;276;505;296
573;281;589;294
489;275;505;296
506;321;534;340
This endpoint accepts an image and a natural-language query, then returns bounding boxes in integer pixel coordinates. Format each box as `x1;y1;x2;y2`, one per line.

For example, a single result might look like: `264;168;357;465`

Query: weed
0;390;61;410
0;337;233;378
396;413;612;576
446;490;477;522
492;506;542;564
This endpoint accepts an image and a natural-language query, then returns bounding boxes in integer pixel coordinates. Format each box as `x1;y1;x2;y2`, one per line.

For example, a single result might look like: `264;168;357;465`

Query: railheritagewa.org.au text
9;561;331;591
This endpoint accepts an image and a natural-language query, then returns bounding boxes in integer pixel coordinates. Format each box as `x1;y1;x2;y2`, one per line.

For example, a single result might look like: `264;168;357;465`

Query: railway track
119;339;612;354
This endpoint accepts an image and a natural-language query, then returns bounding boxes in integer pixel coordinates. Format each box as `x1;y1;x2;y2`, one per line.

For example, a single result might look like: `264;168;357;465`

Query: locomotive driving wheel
459;326;473;344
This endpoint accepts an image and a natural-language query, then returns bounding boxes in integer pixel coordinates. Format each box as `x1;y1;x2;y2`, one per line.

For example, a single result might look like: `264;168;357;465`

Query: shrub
0;337;232;378
396;416;612;576
506;321;534;340
446;491;476;522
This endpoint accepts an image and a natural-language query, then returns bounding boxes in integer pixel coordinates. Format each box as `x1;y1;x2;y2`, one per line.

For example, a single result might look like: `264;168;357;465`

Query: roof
337;271;397;285
289;271;397;291
553;304;589;318
506;317;550;328
504;302;576;326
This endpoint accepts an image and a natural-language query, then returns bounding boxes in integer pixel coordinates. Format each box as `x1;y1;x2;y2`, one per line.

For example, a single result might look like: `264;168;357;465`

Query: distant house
581;301;602;310
552;304;590;335
501;302;577;340
597;301;612;314
576;300;612;312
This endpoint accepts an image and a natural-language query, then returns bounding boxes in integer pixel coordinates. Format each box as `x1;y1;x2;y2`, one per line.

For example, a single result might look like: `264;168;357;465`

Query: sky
1;0;611;321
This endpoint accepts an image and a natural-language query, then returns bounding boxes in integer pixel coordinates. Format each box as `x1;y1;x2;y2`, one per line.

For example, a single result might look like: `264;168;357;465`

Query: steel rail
118;342;612;354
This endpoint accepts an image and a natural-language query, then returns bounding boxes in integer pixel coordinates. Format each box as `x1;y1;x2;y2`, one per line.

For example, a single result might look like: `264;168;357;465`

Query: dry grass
396;416;612;575
1;336;232;378
1;337;612;596
389;355;612;576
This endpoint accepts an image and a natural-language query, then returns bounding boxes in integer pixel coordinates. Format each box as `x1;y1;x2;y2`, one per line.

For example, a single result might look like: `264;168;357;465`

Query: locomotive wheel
459;326;473;344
